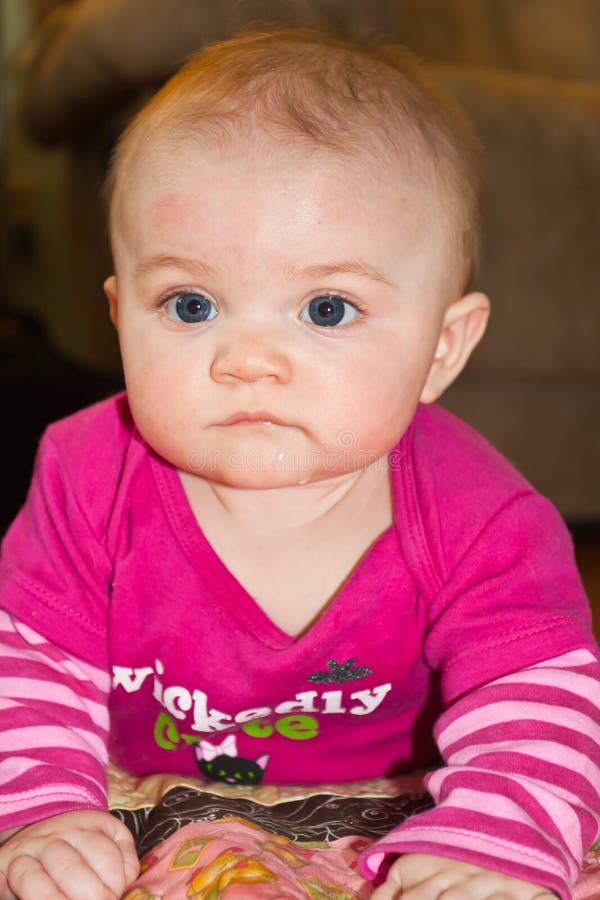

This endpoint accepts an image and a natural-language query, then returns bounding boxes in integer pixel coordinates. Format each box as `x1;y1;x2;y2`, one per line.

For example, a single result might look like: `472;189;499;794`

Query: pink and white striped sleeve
0;610;110;832
360;650;600;900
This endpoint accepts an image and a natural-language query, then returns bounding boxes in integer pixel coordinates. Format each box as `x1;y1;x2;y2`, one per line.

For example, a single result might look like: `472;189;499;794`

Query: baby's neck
181;464;388;534
180;464;393;635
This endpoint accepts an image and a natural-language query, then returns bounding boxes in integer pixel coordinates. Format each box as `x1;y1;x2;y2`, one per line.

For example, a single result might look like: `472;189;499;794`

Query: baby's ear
104;275;119;328
420;291;490;404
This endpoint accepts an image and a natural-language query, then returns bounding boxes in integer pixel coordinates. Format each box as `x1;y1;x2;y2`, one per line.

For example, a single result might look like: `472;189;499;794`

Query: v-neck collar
150;451;399;649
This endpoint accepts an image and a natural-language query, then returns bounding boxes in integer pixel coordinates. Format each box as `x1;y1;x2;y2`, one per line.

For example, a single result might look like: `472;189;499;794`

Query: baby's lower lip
216;417;301;435
223;418;279;427
218;412;291;427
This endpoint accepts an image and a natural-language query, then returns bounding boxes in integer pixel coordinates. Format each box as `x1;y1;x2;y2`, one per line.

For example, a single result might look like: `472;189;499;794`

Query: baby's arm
0;810;138;900
361;650;600;899
0;610;109;831
0;612;136;896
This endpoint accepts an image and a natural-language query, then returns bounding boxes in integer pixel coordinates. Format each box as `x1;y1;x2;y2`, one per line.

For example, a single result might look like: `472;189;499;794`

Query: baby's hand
0;810;139;899
370;853;557;899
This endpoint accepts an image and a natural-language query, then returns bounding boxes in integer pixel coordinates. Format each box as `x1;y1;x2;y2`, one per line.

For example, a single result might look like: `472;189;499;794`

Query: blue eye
167;292;217;323
301;295;359;327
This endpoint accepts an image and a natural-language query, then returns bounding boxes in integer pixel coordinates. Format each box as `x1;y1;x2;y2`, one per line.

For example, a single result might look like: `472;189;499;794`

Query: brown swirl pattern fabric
111;785;434;858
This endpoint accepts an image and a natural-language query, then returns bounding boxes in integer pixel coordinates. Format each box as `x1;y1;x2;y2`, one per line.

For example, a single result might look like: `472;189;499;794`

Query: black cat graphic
194;737;269;785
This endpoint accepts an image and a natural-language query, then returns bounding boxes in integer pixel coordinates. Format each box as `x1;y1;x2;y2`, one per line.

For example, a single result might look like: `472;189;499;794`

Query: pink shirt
0;392;594;780
1;394;598;897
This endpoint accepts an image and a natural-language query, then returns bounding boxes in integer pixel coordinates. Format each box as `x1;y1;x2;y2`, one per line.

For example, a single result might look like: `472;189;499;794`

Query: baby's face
107;136;455;489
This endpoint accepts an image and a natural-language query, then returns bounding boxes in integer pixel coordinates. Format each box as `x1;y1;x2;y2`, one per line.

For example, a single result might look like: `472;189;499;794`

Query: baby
1;28;599;900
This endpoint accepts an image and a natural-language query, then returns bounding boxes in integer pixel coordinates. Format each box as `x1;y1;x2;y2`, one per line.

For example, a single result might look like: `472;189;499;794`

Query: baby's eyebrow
133;254;395;287
287;261;395;287
134;254;219;280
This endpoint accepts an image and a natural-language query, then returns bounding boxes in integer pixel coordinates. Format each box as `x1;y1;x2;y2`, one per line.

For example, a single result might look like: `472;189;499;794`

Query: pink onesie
0;393;598;898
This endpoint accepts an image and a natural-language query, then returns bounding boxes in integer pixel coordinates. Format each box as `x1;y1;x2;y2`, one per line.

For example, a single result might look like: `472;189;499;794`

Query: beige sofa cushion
392;0;600;80
435;65;600;378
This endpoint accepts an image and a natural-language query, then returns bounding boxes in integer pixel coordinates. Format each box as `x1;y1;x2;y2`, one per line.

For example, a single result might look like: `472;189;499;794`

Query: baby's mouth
218;411;289;427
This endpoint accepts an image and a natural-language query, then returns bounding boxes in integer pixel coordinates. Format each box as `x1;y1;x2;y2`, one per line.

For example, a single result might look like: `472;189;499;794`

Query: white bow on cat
198;734;238;761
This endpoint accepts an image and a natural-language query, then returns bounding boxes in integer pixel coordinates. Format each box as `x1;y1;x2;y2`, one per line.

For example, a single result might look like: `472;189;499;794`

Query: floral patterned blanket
108;765;600;899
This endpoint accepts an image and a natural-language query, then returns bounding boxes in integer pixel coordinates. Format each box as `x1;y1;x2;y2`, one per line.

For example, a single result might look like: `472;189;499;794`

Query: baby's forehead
113;115;441;219
113;136;451;282
110;125;463;298
107;33;480;293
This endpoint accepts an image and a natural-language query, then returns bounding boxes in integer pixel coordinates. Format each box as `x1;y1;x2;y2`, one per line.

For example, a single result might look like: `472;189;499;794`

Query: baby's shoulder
39;391;145;503
44;390;135;454
394;404;557;586
407;403;533;505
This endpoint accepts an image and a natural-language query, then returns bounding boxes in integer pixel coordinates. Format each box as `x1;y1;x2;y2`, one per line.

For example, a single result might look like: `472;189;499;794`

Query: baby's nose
210;331;292;384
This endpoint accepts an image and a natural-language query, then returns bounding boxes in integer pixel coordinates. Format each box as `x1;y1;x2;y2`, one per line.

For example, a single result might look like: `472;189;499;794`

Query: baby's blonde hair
107;28;482;290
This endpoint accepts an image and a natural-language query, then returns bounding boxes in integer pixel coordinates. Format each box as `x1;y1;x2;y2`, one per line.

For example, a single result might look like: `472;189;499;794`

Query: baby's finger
38;840;116;900
370;881;402;899
371;872;438;900
382;860;468;900
114;834;140;887
73;819;139;895
442;881;559;900
425;884;558;900
0;870;17;900
5;854;70;900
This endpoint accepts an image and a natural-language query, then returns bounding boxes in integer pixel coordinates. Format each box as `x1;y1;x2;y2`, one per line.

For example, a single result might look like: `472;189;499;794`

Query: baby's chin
182;457;374;493
184;465;329;492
